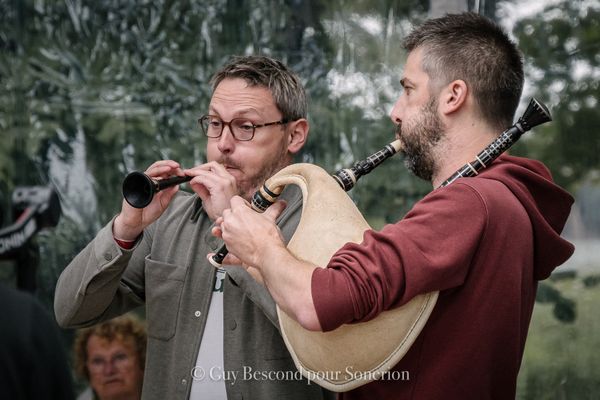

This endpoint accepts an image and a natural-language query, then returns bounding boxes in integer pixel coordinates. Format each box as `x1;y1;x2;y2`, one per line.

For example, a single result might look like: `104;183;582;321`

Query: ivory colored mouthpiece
390;139;403;153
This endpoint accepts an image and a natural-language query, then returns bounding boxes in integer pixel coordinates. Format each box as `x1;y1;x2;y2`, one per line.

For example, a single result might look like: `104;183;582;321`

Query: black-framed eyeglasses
198;115;288;141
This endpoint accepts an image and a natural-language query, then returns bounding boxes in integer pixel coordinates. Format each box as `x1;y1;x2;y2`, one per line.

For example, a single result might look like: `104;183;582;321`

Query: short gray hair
210;55;307;121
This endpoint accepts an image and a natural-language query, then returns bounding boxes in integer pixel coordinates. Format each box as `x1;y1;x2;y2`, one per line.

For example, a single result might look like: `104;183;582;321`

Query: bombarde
208;139;403;267
122;171;192;209
119;138;401;212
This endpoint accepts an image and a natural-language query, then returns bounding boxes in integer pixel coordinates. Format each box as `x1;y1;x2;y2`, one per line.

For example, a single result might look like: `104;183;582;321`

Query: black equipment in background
0;186;61;292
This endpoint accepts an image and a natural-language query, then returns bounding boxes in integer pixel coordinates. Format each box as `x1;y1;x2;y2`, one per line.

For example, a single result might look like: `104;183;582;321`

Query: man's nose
217;125;236;154
390;98;403;126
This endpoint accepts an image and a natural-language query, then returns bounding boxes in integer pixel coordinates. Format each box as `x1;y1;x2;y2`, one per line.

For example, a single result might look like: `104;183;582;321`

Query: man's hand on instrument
214;196;322;331
214;196;287;270
185;161;238;221
114;160;183;241
210;196;285;285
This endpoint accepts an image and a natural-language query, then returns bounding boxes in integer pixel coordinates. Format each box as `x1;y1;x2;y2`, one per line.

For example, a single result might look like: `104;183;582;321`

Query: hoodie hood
479;154;575;280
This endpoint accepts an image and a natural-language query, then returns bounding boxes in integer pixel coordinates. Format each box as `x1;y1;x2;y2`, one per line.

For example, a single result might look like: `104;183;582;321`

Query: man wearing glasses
55;56;331;400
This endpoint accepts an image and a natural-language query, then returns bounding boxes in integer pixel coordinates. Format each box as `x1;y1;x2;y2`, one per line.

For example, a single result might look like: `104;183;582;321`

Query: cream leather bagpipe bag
263;159;438;392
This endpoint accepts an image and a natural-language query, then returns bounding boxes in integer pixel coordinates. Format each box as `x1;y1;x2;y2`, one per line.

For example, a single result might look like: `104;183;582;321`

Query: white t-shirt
189;267;227;399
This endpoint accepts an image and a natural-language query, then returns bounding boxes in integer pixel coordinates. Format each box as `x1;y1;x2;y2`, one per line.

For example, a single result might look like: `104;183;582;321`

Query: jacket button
230;319;237;330
194;311;201;317
181;378;187;385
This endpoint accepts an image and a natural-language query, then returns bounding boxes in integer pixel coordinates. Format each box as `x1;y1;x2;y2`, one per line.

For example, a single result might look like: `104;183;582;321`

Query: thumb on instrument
264;200;287;222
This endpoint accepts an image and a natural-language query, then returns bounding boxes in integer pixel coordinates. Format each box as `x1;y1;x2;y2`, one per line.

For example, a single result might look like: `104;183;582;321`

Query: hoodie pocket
145;256;187;341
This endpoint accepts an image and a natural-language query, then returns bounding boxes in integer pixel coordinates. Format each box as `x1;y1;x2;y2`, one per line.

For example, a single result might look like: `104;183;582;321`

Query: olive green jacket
55;186;331;400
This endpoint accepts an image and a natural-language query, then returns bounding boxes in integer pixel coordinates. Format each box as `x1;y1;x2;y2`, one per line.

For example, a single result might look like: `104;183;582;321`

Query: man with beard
214;13;575;399
54;56;332;400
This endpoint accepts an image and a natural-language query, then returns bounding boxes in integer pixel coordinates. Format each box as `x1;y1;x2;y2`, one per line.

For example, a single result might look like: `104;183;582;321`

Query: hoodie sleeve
311;182;488;332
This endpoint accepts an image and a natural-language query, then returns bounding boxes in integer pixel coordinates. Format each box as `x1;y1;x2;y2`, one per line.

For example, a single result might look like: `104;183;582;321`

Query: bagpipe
122;98;551;391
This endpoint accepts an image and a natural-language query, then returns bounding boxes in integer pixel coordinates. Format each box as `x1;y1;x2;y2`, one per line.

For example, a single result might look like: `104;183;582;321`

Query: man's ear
439;80;468;115
286;118;309;154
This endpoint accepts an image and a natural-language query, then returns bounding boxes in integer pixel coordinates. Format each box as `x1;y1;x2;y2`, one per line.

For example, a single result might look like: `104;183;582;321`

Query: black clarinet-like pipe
438;98;551;188
332;140;402;191
122;171;192;209
209;139;403;267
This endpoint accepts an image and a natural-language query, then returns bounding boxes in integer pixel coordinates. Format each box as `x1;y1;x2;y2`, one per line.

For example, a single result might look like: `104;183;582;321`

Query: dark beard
399;98;444;181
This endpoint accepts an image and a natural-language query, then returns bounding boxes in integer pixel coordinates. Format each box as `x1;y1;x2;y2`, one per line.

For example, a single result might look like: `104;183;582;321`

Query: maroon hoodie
312;154;574;399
